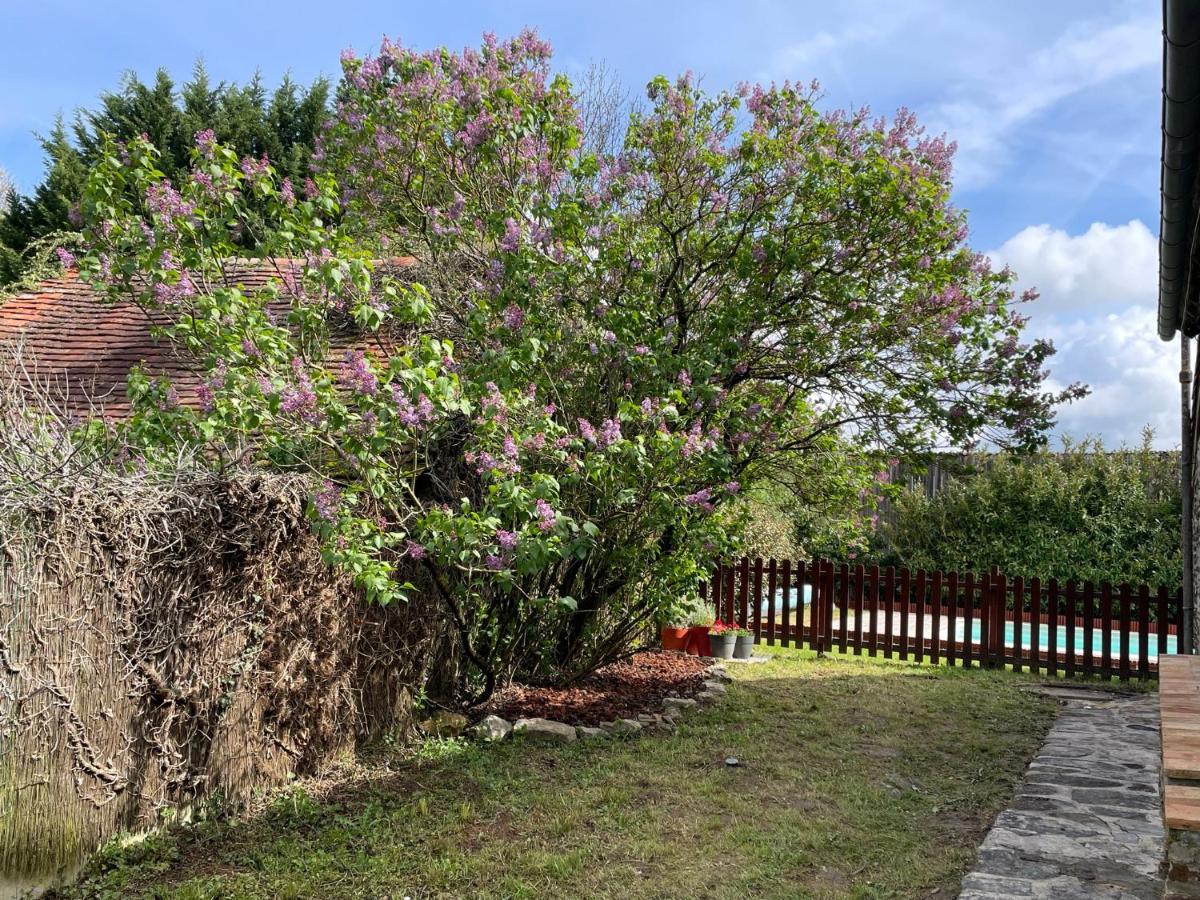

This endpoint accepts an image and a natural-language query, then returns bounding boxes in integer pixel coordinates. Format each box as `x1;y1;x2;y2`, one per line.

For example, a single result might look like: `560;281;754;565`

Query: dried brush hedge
0;344;452;881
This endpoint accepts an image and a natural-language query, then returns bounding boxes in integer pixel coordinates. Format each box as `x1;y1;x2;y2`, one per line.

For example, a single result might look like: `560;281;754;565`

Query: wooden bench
1161;655;1200;895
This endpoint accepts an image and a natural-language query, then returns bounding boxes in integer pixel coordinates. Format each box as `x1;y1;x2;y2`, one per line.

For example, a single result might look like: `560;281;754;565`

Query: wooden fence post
986;566;1005;669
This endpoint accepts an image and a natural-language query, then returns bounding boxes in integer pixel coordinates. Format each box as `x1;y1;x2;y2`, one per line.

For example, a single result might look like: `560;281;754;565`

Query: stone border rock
471;663;732;745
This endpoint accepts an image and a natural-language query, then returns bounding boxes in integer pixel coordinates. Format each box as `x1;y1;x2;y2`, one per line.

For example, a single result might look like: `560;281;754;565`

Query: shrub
873;431;1181;587
75;31;1080;703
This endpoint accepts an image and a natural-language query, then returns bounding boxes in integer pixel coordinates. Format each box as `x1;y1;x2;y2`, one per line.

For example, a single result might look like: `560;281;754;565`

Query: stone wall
1167;822;1200;897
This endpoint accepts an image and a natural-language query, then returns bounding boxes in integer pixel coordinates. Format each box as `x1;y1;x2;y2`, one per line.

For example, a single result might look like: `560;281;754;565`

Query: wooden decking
1161;655;1200;829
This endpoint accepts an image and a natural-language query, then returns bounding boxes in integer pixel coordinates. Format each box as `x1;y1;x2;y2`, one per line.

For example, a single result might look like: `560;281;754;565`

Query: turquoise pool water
754;587;1176;659
969;619;1176;659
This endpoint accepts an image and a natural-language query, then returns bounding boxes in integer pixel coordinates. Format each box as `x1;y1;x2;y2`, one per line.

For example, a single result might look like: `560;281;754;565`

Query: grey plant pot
733;634;754;659
710;633;736;659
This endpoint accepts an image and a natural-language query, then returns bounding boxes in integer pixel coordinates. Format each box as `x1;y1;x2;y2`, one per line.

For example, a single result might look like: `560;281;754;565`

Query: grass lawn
58;647;1059;900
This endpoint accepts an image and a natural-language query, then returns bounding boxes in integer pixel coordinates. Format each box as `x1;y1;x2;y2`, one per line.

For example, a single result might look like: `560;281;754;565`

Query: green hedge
872;435;1182;589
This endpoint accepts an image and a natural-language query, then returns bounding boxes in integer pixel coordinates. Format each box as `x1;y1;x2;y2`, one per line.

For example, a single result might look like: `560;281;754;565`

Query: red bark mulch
485;651;713;727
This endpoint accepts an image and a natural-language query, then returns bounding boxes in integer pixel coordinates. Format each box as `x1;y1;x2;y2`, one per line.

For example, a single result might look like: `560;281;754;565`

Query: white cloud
928;15;1158;189
1038;307;1180;448
988;219;1156;314
988;219;1179;448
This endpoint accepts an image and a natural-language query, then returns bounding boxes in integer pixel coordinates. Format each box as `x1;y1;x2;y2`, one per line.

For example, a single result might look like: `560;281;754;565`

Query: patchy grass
56;647;1058;899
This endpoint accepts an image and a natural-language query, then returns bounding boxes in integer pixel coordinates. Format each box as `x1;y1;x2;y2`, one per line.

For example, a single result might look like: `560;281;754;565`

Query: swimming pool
751;588;1176;660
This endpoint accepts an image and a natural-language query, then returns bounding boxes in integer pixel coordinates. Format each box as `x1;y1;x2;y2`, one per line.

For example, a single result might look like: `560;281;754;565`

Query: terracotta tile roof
0;258;417;418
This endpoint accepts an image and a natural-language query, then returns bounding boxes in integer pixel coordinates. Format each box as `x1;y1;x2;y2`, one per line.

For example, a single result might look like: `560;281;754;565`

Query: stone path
959;692;1165;899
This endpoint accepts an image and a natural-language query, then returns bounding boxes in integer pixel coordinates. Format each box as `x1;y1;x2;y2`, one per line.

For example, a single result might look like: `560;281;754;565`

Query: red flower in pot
708;620;738;659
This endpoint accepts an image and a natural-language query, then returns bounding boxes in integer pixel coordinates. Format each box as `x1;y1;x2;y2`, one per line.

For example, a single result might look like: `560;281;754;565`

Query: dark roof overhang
1159;0;1200;339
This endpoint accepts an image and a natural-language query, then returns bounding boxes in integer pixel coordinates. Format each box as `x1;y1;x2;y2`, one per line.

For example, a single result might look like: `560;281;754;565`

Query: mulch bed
485;651;713;727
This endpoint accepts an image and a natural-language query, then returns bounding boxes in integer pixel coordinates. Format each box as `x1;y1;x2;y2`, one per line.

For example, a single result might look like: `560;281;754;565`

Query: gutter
1160;0;1200;340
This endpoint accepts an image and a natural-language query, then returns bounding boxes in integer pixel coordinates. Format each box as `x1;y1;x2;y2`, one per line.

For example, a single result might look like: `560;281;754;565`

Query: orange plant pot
686;626;712;657
661;626;690;652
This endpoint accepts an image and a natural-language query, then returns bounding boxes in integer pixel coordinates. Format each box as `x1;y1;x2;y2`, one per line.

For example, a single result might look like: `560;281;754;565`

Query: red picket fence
700;558;1183;681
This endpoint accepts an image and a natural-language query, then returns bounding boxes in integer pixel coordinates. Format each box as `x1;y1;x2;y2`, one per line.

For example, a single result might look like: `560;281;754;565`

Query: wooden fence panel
1029;577;1041;675
779;559;791;649
929;570;943;665
867;565;880;657
707;556;1180;682
992;573;1006;669
824;563;836;653
914;569;927;664
1137;584;1150;681
978;572;989;667
724;565;736;628
1066;582;1078;678
1101;582;1113;678
1047;578;1059;677
1118;583;1131;682
883;568;896;659
944;571;958;666
838;564;850;653
1158;585;1170;667
852;564;865;655
793;560;806;648
765;559;777;646
733;562;742;626
1012;575;1025;673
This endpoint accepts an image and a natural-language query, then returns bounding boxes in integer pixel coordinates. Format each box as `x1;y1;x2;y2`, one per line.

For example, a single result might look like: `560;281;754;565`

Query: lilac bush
76;31;1083;702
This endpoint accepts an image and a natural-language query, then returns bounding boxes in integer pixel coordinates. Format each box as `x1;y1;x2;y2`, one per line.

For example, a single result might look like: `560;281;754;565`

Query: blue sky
0;0;1169;445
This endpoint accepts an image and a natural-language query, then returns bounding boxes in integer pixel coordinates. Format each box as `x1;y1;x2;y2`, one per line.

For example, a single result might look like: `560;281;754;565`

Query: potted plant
660;618;691;652
732;623;755;660
687;608;714;657
709;620;737;659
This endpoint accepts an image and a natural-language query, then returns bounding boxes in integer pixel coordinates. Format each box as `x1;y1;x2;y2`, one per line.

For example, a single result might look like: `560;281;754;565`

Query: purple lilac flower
496;529;519;551
55;247;76;268
281;359;321;423
535;499;557;532
577;418;597;444
598;418;622;448
196;383;215;412
339;350;378;395
144;181;196;225
195;128;217;157
683;488;715;514
500;217;522;252
416;393;434;420
392;385;435;429
502;303;525;330
404;540;427;560
724;481;740;494
313;480;341;523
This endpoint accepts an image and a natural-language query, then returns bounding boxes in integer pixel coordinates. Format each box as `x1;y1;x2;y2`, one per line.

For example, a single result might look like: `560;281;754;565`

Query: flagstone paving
958;692;1165;899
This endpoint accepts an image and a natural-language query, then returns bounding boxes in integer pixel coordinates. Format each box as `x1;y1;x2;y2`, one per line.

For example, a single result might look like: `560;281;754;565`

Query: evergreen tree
0;62;329;286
